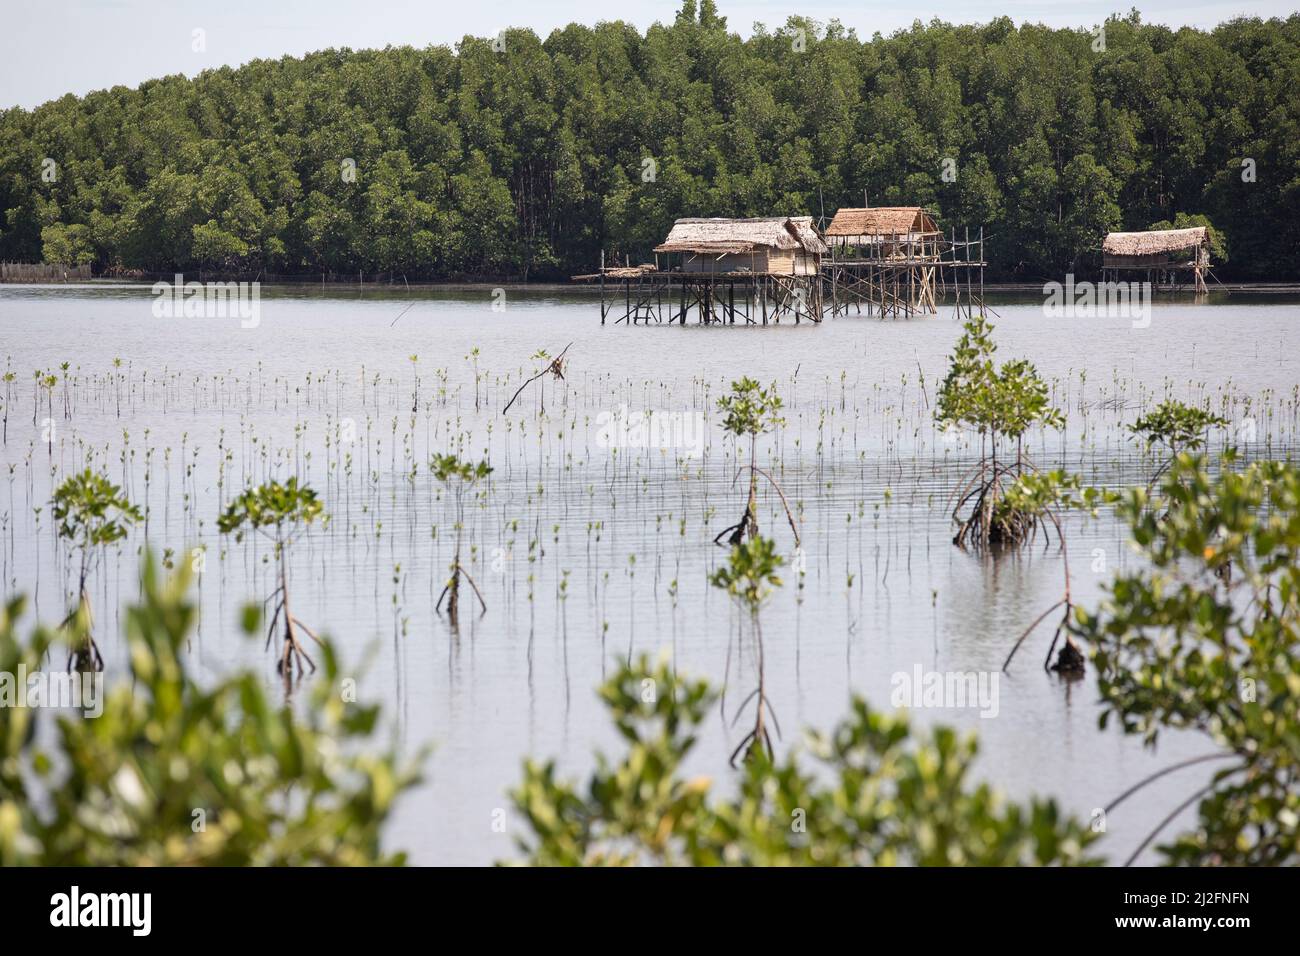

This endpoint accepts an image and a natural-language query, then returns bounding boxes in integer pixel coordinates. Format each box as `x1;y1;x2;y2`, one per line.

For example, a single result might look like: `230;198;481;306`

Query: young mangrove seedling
936;315;1063;551
217;476;324;688
2;370;15;443
52;468;141;671
39;373;57;453
1128;399;1229;487
714;377;800;548
710;534;784;766
431;453;492;626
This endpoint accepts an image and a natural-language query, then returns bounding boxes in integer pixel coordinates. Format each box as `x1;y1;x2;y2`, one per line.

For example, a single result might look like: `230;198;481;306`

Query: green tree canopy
1;7;1296;279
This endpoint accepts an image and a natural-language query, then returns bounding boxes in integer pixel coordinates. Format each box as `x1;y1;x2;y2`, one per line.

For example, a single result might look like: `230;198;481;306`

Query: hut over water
1102;226;1210;293
822;206;958;318
654;216;826;275
574;216;827;325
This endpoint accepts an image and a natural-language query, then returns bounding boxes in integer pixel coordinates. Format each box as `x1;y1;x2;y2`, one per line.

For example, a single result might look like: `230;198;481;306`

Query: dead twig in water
389;302;417;327
502;343;573;414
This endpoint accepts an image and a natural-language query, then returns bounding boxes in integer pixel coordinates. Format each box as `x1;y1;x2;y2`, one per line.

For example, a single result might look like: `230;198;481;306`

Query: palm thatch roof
654;217;828;255
571;264;656;280
825;207;939;237
1102;227;1208;257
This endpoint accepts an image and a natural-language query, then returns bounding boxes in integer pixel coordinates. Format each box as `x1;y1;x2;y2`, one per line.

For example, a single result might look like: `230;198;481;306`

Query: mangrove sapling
38;374;57;453
217;477;324;687
467;347;482;412
710;534;785;766
935;316;1064;550
431;453;492;626
1128;399;1228;487
51;469;141;671
502;344;572;415
1128;399;1232;580
2;370;14;443
714;377;800;548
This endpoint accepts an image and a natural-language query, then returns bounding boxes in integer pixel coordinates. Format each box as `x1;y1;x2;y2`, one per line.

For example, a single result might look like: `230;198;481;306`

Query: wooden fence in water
0;262;92;282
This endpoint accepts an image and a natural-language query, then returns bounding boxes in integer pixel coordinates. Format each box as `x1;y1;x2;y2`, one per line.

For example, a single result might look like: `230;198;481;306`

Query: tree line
1;3;1297;281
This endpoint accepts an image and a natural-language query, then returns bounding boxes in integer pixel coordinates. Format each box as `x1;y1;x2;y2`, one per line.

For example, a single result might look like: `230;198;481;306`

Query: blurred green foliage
1073;454;1300;864
52;467;140;553
508;655;1099;866
0;553;420;865
429;454;492;486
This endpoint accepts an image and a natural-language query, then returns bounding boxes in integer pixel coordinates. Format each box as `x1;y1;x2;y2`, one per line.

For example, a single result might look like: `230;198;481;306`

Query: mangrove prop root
728;688;781;768
1041;603;1083;675
713;502;757;547
291;616;325;648
445;571;460;625
949;460;1044;552
1001;600;1084;676
459;567;488;614
738;465;801;547
266;592;317;686
1001;600;1064;672
729;723;776;768
67;638;103;673
714;464;801;549
1104;753;1242;816
1122;780;1225;868
437;562;487;625
62;589;103;673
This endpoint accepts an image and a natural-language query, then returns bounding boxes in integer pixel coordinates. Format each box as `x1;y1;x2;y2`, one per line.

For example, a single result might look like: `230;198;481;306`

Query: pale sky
2;0;1294;110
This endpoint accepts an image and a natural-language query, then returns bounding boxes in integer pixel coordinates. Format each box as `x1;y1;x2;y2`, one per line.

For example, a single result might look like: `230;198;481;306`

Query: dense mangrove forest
2;3;1299;281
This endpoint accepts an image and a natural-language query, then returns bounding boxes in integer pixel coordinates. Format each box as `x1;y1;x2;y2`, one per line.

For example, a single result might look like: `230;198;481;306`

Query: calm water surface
2;282;1298;865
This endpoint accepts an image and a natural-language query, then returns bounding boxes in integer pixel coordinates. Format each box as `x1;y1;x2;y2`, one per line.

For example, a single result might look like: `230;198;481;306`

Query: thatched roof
654;217;827;255
825;207;939;237
571;264;657;281
1102;227;1208;257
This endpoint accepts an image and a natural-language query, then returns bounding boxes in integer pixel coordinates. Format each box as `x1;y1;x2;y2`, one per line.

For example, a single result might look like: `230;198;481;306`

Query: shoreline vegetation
1;4;1298;284
5;276;1300;294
